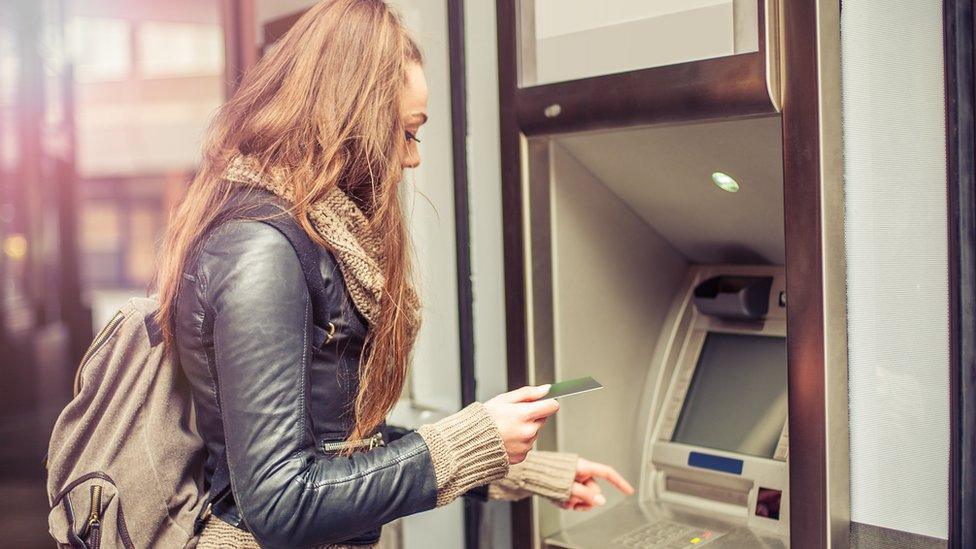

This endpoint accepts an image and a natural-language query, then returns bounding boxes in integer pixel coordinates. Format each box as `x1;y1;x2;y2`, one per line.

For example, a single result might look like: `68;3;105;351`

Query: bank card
544;376;603;399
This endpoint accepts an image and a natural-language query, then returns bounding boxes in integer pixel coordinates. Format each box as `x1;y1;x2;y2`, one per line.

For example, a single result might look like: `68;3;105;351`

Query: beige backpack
45;200;325;548
44;297;211;549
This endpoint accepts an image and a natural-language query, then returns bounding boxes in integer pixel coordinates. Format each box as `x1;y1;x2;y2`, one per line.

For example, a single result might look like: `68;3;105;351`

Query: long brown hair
154;0;423;444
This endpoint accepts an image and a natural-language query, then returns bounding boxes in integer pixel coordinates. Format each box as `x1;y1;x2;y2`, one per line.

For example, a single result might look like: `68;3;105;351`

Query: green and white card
544;376;604;399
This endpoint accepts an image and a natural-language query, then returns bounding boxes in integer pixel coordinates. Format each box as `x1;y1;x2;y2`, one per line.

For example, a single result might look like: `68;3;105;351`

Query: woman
154;1;632;547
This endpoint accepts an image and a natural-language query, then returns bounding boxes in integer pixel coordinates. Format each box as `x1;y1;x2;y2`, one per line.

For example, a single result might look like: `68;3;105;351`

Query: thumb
503;384;551;403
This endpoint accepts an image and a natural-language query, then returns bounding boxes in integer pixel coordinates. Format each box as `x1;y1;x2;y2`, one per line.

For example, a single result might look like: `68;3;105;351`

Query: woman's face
400;62;428;170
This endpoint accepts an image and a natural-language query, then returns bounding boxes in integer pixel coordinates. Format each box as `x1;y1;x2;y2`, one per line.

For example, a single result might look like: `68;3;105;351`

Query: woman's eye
405;130;421;143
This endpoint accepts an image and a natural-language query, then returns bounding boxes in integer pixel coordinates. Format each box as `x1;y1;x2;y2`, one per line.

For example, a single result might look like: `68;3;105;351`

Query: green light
711;171;740;193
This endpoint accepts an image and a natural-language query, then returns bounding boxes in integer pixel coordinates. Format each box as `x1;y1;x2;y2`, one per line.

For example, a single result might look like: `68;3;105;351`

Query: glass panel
842;0;949;538
519;0;760;87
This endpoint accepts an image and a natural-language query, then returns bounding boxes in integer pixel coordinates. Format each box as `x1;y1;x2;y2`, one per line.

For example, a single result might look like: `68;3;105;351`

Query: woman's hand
483;385;559;464
560;457;635;511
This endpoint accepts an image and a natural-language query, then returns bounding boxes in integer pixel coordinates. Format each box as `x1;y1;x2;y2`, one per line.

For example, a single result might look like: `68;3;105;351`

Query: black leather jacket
174;196;437;547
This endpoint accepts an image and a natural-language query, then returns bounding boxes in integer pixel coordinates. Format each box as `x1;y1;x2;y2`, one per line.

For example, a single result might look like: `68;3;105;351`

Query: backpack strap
248;200;330;323
193;194;331;534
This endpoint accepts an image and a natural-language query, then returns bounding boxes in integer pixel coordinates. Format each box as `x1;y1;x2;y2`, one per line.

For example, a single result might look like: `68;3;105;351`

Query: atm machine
508;112;792;549
546;266;789;548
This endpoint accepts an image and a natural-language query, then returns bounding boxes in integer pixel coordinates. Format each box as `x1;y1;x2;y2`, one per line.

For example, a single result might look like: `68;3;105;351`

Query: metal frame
444;0;482;547
508;2;777;136
945;1;975;547
494;1;847;547
782;1;850;547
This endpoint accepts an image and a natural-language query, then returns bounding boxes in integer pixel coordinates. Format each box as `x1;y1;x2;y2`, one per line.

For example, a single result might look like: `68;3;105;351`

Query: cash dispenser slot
693;276;774;321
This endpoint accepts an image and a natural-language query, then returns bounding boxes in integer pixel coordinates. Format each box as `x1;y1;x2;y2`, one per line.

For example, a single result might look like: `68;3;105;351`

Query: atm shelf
544;500;786;549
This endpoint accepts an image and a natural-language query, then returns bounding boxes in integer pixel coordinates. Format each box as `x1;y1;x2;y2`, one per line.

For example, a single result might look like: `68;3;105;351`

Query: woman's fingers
523;398;559;420
562;497;592;511
561;496;589;510
571;480;607;507
578;459;635;495
501;384;551;403
561;498;580;510
590;463;635;495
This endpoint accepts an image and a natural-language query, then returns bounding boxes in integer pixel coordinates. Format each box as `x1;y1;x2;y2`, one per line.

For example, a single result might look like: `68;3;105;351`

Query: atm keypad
611;520;723;548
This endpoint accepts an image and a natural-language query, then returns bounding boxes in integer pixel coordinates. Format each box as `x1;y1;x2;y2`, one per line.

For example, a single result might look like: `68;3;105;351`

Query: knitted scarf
221;154;421;344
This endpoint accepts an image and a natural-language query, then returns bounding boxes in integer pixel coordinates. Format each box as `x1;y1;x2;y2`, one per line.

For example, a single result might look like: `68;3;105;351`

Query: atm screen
672;332;788;458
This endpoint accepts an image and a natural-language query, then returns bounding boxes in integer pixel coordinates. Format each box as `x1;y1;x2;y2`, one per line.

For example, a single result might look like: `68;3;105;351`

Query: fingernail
539;384;551;392
595;495;606;505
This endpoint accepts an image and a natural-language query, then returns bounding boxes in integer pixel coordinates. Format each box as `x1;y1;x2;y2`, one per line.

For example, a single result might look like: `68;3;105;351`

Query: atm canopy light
711;172;740;193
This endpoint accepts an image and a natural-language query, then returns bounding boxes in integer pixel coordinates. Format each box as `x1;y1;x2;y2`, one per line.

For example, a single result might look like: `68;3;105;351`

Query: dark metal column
944;1;975;547
446;0;482;547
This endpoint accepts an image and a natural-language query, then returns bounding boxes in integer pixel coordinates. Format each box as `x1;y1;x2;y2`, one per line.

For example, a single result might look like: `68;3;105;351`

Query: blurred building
67;0;227;324
0;1;237;544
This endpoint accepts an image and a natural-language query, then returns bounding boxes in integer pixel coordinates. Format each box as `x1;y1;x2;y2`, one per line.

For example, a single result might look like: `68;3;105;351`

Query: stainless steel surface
814;1;851;547
524;138;557;412
524;136;558;547
552;117;785;266
545;500;788;549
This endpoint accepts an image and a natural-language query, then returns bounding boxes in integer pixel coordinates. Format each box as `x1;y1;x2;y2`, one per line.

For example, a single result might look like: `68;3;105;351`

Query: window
137;22;223;79
66;17;131;82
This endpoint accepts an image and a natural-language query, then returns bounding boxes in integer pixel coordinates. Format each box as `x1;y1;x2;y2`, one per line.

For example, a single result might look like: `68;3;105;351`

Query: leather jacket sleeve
196;220;437;548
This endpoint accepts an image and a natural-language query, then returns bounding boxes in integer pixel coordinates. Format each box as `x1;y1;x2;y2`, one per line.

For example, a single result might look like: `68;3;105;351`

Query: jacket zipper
320;432;384;453
73;310;125;396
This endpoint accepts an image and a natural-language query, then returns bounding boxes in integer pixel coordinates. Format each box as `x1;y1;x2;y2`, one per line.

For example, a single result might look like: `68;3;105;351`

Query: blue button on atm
687;451;744;475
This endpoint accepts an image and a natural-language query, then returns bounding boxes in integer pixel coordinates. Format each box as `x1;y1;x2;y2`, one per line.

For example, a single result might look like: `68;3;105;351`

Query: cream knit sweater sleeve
416;403;579;507
417;402;510;506
487;450;578;503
